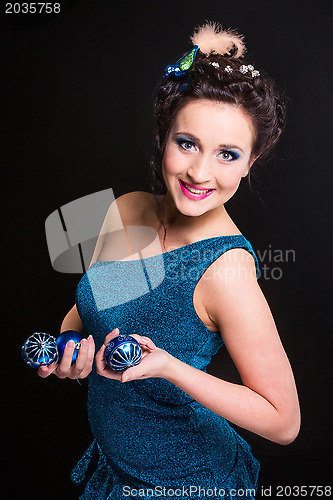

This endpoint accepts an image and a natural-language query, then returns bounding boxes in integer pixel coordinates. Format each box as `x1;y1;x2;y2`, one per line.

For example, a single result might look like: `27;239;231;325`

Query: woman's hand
37;335;95;380
95;329;172;382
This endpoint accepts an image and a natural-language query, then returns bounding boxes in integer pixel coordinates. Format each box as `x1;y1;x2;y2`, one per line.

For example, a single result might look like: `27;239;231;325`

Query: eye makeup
219;149;240;161
174;136;196;151
173;134;241;161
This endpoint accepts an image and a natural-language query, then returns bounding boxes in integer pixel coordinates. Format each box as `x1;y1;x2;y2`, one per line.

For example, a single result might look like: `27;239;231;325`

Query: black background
2;1;332;498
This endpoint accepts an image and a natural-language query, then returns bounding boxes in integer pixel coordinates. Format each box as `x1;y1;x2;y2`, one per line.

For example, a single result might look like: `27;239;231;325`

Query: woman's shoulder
114;191;156;226
116;190;154;206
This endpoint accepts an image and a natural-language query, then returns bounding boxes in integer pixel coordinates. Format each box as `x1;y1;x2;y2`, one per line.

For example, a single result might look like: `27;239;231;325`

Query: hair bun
191;21;246;58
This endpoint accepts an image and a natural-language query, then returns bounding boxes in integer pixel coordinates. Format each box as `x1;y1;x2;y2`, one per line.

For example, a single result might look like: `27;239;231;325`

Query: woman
39;22;300;499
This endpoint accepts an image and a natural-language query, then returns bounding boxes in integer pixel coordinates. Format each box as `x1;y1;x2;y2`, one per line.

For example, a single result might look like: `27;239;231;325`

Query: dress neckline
89;233;247;267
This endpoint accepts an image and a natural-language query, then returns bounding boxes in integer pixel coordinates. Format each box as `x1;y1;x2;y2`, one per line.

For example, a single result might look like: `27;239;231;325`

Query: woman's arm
101;248;300;445
162;354;299;445
60;304;85;333
162;248;300;444
38;192;144;380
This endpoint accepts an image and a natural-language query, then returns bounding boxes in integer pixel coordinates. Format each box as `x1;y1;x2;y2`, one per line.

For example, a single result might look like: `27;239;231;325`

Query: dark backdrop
2;1;332;498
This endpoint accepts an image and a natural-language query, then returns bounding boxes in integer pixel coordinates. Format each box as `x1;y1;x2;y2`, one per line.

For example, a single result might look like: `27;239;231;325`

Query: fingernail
88;335;93;342
67;340;74;346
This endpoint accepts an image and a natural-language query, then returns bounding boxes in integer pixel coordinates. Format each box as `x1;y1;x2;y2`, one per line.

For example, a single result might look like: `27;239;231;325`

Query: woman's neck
157;191;232;248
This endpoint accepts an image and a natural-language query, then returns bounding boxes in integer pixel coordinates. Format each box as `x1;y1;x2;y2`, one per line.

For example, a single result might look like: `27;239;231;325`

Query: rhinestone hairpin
239;64;260;77
209;62;232;73
209;61;259;77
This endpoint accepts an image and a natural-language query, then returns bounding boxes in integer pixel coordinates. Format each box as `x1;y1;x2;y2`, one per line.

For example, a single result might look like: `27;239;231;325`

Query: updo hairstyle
150;22;286;197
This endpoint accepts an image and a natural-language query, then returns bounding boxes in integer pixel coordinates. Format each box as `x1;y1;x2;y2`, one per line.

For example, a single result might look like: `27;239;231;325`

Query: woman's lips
179;179;215;201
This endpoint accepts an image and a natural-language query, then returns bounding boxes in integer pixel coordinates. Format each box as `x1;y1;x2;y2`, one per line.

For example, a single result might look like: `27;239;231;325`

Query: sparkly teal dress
71;235;260;499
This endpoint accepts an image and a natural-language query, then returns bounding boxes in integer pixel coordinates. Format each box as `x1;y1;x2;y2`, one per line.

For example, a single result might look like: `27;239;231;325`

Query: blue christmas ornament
56;330;84;365
105;334;142;372
22;332;58;368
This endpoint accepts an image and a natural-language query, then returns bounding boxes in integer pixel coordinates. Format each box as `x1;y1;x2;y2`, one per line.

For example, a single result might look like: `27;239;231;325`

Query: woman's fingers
130;334;157;351
102;330;156;352
37;335;95;380
120;351;156;382
121;348;170;383
37;331;158;381
103;328;120;346
38;361;58;378
71;338;89;378
56;340;76;378
78;335;95;378
61;335;96;379
95;331;164;381
95;342;106;370
95;341;122;380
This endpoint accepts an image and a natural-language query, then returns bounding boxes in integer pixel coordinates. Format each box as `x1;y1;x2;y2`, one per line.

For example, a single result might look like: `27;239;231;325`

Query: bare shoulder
203;246;258;289
112;191;156;226
91;191;157;264
194;246;259;328
219;246;257;272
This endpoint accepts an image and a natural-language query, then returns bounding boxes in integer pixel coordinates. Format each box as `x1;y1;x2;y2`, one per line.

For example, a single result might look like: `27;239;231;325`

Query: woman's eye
175;138;196;151
219;150;239;161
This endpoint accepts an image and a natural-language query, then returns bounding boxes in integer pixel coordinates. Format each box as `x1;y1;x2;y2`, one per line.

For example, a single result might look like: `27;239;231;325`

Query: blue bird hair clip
163;45;199;78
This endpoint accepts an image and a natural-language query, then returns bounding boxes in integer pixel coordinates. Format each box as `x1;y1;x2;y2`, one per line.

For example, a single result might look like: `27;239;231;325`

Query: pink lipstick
179;179;214;201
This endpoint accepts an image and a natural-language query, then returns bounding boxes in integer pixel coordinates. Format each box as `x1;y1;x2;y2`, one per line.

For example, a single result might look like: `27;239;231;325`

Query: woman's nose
186;156;212;185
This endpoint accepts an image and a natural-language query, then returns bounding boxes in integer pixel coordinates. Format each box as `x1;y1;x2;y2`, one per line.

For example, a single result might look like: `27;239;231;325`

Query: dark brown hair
149;48;287;238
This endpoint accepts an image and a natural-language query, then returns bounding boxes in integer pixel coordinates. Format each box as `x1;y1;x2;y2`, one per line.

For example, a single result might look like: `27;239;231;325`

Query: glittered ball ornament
22;332;58;368
105;334;142;372
56;330;84;365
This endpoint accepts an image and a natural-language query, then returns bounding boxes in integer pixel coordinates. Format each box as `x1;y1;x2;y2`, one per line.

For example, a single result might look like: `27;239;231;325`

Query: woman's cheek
163;147;185;176
216;169;240;190
215;169;245;200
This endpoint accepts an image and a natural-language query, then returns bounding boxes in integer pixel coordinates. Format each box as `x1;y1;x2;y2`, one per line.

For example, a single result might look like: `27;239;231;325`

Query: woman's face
162;99;257;217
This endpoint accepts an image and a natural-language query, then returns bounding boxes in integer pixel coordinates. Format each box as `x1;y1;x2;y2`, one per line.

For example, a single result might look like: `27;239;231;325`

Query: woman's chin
173;197;214;217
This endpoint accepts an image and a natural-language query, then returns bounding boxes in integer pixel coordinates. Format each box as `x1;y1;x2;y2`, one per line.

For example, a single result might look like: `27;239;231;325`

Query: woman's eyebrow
174;132;198;142
174;132;244;154
218;143;244;153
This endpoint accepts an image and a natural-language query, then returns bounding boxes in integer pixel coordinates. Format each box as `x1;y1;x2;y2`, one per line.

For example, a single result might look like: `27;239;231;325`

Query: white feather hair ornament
191;21;246;58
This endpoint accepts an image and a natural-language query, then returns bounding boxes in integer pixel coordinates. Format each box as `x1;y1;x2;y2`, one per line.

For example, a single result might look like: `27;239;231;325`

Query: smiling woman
38;21;299;500
161;100;256;216
150;24;286;234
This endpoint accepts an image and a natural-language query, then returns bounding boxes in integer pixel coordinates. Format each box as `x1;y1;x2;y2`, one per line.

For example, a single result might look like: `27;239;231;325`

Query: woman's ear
243;155;260;177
